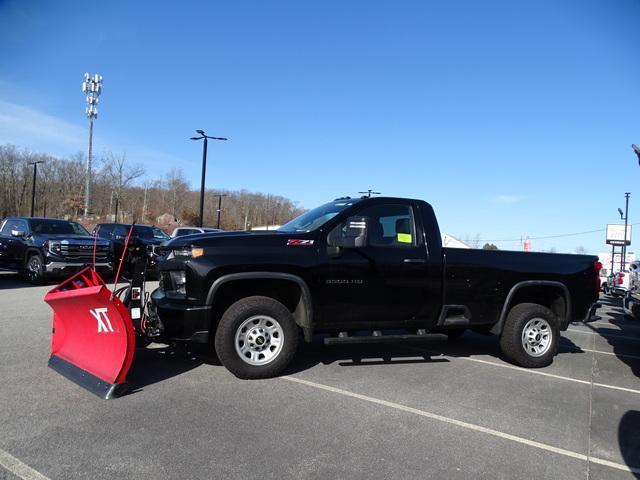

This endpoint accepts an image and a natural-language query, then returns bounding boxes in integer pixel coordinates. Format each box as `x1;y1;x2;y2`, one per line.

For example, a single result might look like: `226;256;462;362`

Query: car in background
608;268;632;297
170;227;224;238
599;267;609;293
93;223;170;271
0;217;112;284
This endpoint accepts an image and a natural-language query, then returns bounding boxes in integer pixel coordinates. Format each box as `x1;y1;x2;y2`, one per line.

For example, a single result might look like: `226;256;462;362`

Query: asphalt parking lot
1;272;639;480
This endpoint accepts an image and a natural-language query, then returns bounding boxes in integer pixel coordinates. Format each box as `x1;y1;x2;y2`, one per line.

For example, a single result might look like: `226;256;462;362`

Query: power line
479;223;640;243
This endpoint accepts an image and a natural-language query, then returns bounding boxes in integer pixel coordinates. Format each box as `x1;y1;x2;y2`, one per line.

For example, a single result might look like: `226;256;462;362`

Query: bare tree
102;152;144;222
0;144;305;231
164;168;190;220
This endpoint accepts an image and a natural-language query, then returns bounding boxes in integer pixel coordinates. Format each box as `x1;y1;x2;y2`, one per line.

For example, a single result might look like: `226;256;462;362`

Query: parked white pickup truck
622;261;640;319
608;268;632;297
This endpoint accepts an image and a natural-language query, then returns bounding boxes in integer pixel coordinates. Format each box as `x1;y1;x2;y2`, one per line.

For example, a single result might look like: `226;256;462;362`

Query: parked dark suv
93;223;170;271
0;217;112;284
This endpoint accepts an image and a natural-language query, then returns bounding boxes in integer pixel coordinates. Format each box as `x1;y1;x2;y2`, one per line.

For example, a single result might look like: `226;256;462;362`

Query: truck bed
442;248;598;326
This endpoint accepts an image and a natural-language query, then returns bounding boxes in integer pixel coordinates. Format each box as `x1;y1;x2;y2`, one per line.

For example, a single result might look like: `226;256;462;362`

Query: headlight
166;247;204;260
46;241;62;255
169;270;187;295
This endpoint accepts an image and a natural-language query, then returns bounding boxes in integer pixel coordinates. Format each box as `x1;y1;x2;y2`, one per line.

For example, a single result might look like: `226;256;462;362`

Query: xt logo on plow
90;308;115;333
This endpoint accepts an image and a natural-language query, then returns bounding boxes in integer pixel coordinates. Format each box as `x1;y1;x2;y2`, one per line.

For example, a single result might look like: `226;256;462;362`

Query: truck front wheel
214;296;299;379
27;254;45;285
499;303;559;368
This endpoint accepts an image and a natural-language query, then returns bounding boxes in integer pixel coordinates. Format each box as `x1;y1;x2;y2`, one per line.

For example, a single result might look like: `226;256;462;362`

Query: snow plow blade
45;267;135;399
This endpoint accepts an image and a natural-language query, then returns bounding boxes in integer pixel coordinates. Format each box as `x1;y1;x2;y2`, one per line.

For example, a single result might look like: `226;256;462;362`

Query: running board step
324;330;448;345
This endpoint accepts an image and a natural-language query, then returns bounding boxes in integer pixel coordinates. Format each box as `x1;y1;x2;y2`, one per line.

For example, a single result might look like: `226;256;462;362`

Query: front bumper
150;288;211;342
45;261;112;276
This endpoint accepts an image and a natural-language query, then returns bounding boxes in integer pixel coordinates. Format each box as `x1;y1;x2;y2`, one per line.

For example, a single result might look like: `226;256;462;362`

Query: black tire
27;254;45;285
214;296;299;379
499;302;559;368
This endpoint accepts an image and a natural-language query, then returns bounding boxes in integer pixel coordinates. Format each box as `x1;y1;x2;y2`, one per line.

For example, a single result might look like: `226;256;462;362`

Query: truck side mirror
11;230;25;238
327;216;368;249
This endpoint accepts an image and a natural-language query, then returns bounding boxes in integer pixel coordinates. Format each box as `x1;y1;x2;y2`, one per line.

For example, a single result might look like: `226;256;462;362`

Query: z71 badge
287;239;315;246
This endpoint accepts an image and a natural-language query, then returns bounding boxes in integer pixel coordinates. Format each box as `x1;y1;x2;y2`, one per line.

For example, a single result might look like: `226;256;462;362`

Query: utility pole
190;130;228;227
611;244;616;275
27;160;44;217
622;193;630;271
82;73;103;217
214;194;228;229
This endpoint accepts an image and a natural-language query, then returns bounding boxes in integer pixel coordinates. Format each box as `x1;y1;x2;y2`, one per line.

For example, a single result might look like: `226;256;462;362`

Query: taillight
618;273;625;285
595;261;602;293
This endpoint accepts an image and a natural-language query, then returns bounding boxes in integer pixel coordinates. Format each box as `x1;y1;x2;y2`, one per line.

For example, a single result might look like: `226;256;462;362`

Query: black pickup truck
0;217;112;284
150;196;601;379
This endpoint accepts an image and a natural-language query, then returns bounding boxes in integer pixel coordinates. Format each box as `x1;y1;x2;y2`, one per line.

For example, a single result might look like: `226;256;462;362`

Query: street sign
606;224;632;246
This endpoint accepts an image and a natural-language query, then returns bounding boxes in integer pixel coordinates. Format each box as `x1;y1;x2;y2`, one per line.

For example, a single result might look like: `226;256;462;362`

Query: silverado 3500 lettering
151;196;601;379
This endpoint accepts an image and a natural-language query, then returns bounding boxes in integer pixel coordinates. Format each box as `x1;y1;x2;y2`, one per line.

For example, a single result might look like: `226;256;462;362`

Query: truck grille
60;244;110;259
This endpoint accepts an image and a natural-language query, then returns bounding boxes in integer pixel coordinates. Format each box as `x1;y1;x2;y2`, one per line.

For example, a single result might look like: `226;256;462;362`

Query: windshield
278;199;359;233
29;219;90;236
135;225;170;240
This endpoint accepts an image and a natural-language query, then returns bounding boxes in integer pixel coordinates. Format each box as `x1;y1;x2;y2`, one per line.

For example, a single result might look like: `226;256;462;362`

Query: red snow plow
45;225;158;399
45;268;136;399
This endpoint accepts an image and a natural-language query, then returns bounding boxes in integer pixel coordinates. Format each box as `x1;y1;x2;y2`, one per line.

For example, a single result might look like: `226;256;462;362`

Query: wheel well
209;278;310;340
508;286;567;323
493;284;568;334
25;249;41;263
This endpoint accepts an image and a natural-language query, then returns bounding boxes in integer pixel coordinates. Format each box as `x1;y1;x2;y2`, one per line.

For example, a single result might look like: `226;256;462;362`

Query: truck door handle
403;258;425;264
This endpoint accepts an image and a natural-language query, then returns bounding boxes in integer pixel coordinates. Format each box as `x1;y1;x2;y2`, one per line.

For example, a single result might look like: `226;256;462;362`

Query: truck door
319;202;436;329
0;219;29;270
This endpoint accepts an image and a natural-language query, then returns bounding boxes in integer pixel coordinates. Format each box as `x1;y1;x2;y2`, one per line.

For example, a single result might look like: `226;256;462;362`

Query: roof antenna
358;189;381;198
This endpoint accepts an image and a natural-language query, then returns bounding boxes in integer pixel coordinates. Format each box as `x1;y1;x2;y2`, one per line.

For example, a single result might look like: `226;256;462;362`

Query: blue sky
1;0;639;254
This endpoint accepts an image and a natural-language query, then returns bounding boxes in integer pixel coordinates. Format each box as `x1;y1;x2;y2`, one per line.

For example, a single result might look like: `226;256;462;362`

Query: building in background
442;234;471;249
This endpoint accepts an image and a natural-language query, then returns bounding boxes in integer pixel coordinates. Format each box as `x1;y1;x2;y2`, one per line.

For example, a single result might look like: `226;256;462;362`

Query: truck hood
163;230;270;248
136;237;167;246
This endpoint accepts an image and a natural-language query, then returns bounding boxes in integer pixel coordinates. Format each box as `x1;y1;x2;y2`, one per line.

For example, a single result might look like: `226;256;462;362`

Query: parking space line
567;328;640;342
282;376;640;475
407;347;640;395
581;320;640;330
559;344;640;361
0;448;50;480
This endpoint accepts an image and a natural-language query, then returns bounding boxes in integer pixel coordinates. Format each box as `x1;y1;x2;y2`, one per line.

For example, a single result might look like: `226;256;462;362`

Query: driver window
359;204;416;248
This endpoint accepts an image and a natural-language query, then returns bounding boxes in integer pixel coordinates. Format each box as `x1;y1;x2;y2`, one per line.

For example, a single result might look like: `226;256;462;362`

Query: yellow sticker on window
397;233;412;243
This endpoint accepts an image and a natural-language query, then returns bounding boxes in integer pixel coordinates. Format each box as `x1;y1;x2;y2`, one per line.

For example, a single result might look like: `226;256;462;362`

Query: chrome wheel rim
234;315;284;366
521;317;552;357
28;257;41;279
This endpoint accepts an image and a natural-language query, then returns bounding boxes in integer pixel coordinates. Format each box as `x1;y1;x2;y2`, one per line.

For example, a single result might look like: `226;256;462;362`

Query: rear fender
492;280;571;335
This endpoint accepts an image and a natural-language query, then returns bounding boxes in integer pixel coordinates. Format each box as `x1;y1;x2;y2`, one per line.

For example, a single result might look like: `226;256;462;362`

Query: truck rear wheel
214;296;299;379
499;303;559;368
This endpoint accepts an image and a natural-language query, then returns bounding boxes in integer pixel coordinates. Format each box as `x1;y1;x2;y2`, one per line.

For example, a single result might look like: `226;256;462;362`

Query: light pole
632;144;640;166
618;193;631;271
214;193;228;229
27;160;44;217
82;73;103;218
190;130;228;227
